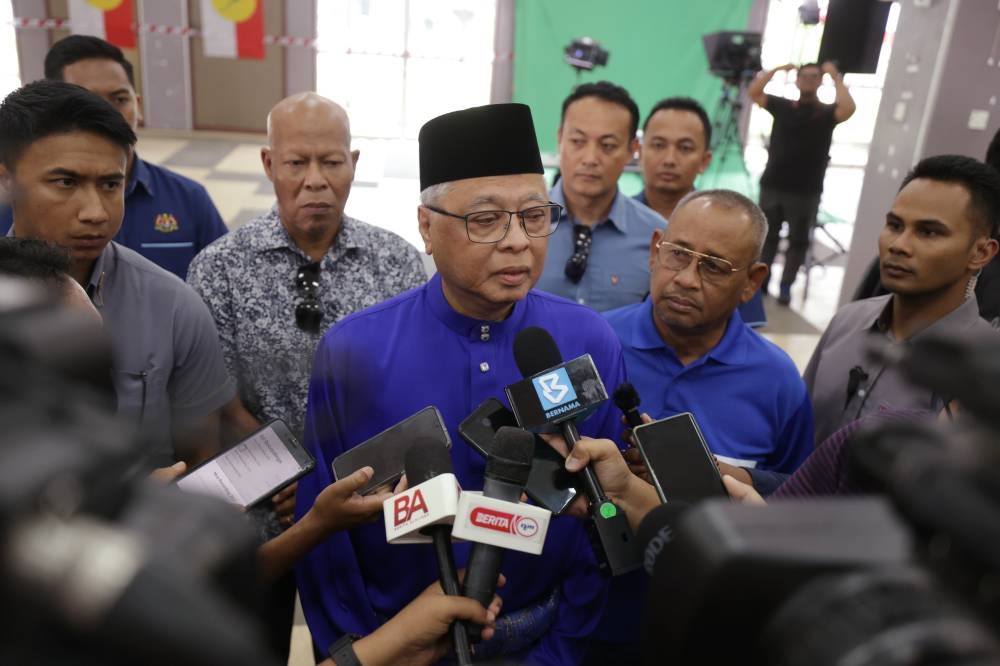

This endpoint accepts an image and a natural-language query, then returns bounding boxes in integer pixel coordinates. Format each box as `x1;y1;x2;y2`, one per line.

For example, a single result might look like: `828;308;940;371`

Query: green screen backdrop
512;0;755;155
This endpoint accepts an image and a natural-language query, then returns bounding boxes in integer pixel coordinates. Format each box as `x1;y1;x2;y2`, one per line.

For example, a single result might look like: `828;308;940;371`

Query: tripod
708;74;754;191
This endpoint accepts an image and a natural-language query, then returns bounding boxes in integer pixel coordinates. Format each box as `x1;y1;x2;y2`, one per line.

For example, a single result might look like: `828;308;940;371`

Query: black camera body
563;37;609;72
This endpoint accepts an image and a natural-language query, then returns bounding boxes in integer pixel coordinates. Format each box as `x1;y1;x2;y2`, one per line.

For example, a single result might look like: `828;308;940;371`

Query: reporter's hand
821;60;841;78
308;466;391;536
722;474;766;506
621;412;653;483
149;461;187;484
714;459;753;486
778;62;797;72
544;435;661;530
272;481;297;527
352;577;503;666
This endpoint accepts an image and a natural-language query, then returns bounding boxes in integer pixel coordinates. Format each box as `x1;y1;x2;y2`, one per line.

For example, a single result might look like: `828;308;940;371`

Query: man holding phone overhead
295;103;627;665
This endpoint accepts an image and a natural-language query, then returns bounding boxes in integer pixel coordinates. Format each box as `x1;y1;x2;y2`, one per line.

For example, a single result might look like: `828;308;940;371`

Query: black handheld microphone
613;382;645;430
462;426;535;638
509;326;642;575
404;440;473;665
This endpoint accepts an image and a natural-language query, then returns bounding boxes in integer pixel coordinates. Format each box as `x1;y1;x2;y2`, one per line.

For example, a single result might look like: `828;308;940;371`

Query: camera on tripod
563;37;609;72
702;31;762;85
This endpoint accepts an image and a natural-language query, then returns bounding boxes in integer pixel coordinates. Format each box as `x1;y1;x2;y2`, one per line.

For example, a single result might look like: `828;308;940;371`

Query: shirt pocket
112;365;168;425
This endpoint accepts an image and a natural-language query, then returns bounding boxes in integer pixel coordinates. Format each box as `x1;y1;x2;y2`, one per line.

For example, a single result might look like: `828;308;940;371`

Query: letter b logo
532;368;577;410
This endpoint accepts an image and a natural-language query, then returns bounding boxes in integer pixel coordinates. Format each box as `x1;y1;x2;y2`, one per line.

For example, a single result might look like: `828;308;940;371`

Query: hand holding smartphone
176;419;315;509
631;412;727;503
331;406;451;495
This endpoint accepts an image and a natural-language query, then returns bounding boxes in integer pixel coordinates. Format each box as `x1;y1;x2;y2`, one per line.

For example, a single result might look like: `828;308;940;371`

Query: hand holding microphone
507;326;642;575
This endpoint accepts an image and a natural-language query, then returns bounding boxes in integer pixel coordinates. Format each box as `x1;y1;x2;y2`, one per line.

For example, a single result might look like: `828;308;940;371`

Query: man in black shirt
748;61;856;304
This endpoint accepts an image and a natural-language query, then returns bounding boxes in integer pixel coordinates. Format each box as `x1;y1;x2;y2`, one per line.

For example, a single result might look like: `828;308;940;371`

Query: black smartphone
632;412;727;503
458;398;578;514
176;418;315;509
332;406;450;495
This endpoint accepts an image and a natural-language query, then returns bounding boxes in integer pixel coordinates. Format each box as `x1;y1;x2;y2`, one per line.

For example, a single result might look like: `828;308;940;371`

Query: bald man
189;92;426;448
187;92;425;657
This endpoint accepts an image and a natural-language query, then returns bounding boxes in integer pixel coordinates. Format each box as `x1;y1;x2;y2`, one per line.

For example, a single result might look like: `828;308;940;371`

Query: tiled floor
137;128;854;664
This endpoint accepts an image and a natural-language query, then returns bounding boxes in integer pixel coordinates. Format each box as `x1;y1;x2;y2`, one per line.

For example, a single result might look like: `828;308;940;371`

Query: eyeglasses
564;223;593;284
295;261;323;334
655;241;747;283
423;203;563;244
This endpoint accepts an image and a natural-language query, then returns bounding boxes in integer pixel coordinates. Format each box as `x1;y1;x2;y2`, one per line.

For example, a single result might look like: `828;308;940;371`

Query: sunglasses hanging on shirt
295;261;323;334
564;223;593;284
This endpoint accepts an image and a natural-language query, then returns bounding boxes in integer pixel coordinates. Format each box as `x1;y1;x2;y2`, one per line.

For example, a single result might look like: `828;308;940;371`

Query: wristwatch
328;633;363;666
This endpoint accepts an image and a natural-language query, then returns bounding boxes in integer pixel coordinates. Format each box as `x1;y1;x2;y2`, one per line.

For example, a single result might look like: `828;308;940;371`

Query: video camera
642;330;1000;665
0;278;275;666
563;37;609;72
702;31;762;84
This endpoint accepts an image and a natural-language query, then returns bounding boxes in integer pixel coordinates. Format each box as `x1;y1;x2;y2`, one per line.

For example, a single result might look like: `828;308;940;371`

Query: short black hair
642;96;712;147
0;79;136;170
45;34;135;87
561;81;640;139
798;62;821;72
985;127;1000;173
900;154;1000;240
0;238;72;283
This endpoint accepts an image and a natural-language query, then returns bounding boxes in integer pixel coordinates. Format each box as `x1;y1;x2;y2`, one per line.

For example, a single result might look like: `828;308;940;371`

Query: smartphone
176;418;315;509
632;412;727;503
332;406;450;495
458;398;578;514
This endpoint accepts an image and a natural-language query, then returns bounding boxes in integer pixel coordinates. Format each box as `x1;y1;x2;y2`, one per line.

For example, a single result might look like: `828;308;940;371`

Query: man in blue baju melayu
294;103;627;664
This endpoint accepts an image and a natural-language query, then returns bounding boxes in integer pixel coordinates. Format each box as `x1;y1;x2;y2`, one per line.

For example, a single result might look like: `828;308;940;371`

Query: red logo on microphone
393;489;428;527
470;507;539;538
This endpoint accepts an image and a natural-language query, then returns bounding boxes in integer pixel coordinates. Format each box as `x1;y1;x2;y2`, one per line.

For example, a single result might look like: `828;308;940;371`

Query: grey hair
674;189;769;261
420;182;454;207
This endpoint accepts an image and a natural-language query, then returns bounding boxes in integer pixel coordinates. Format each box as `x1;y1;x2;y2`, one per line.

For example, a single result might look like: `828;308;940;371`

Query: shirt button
480;325;490;341
480;362;490;373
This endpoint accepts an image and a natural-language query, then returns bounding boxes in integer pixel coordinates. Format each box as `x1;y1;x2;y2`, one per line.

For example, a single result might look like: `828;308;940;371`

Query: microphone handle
462;477;523;639
431;528;473;666
623;407;644;430
560;420;606;503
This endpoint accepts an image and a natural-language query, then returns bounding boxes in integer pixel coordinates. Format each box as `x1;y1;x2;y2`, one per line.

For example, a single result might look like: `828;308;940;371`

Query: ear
700;149;713;174
261;148;274;182
417;205;433;255
629;136;640;160
740;263;769;303
350;149;360;169
969;236;999;272
135;92;144;126
648;228;664;271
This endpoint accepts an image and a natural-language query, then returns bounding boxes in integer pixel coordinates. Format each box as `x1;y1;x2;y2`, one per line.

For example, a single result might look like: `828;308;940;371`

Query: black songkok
418;103;544;191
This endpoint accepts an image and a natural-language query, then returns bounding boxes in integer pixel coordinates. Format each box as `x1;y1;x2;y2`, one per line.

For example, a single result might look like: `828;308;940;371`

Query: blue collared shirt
0;155;228;280
605;297;813;472
534;184;666;312
294;273;626;665
631;189;767;328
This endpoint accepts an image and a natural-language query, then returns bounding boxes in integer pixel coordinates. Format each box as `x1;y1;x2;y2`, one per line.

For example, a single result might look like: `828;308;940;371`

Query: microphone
462;426;534;637
845;365;869;409
403;440;473;666
508;326;642;575
613;382;645;430
636;502;691;576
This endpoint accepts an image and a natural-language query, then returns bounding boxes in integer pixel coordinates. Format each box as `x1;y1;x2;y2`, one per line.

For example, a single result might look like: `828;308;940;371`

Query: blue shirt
295;273;627;665
631;190;767;328
605;297;813;472
0;155;228;280
534;184;666;312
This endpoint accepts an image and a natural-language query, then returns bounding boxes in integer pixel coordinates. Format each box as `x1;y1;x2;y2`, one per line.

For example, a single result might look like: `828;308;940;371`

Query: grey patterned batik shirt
188;208;428;439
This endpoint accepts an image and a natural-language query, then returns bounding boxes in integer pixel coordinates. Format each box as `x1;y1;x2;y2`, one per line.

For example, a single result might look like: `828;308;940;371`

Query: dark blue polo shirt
0;155;228;280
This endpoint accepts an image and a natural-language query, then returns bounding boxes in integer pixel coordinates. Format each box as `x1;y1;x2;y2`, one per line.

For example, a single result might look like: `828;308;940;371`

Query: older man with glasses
294;103;625;665
605;189;813;472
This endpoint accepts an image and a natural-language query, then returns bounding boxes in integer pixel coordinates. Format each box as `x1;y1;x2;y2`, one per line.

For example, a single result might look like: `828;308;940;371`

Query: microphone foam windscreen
613;382;641;412
404;437;454;485
486;426;535;487
513;326;563;377
636;502;690;575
